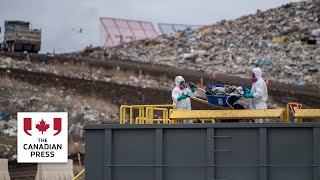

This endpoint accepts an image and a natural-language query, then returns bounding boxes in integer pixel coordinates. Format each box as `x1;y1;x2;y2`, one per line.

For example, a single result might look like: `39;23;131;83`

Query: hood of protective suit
249;67;268;110
252;67;262;79
172;75;197;111
175;76;185;86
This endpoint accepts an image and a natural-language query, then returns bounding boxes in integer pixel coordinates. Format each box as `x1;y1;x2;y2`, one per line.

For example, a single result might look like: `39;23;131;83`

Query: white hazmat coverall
172;76;197;123
249;68;268;122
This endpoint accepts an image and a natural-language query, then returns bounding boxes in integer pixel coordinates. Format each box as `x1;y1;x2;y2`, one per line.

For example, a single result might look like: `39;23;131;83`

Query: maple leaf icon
36;119;50;134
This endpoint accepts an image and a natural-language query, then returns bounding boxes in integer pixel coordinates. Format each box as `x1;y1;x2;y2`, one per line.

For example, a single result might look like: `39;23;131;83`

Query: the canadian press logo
17;112;68;163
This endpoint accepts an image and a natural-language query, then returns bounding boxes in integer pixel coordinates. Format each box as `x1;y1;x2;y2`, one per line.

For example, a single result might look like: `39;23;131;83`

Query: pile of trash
0;56;174;90
206;85;246;96
81;1;320;87
0;76;119;131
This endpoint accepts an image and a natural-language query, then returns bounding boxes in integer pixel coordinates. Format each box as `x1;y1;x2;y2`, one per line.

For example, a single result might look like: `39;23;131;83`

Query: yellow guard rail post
146;107;171;124
73;169;85;180
294;109;320;122
120;105;175;124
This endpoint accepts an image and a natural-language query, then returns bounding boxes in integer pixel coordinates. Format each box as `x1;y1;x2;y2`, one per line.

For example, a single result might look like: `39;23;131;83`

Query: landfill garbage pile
81;1;320;87
0;56;174;90
309;28;320;44
0;76;119;136
0;75;120;158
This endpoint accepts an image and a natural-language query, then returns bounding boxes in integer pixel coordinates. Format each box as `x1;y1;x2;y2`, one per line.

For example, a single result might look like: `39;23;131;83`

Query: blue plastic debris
296;80;305;86
254;57;264;66
1;112;10;120
185;28;195;36
260;42;268;49
263;61;272;67
308;64;318;73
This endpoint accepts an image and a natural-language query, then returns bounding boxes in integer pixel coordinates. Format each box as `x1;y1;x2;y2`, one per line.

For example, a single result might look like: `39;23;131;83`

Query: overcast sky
0;0;301;53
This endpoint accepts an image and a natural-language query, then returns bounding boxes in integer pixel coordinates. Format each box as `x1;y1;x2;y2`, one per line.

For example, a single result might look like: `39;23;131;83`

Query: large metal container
84;123;320;180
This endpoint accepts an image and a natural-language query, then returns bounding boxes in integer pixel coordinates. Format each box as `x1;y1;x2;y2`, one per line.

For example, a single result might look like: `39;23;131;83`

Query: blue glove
177;95;188;101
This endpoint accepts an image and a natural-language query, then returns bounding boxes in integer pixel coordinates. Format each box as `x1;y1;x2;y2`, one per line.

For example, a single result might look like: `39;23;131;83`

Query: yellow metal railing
294;109;320;122
73;169;85;180
200;119;215;123
169;109;285;122
119;103;320;124
120;105;175;124
145;107;176;124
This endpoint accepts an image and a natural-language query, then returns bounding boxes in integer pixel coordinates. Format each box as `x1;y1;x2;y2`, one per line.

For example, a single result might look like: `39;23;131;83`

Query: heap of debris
206;85;246;96
0;56;174;90
81;1;320;87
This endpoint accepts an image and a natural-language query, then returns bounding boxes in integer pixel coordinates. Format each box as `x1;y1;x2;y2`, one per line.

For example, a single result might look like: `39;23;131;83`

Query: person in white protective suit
244;67;268;122
172;76;197;123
